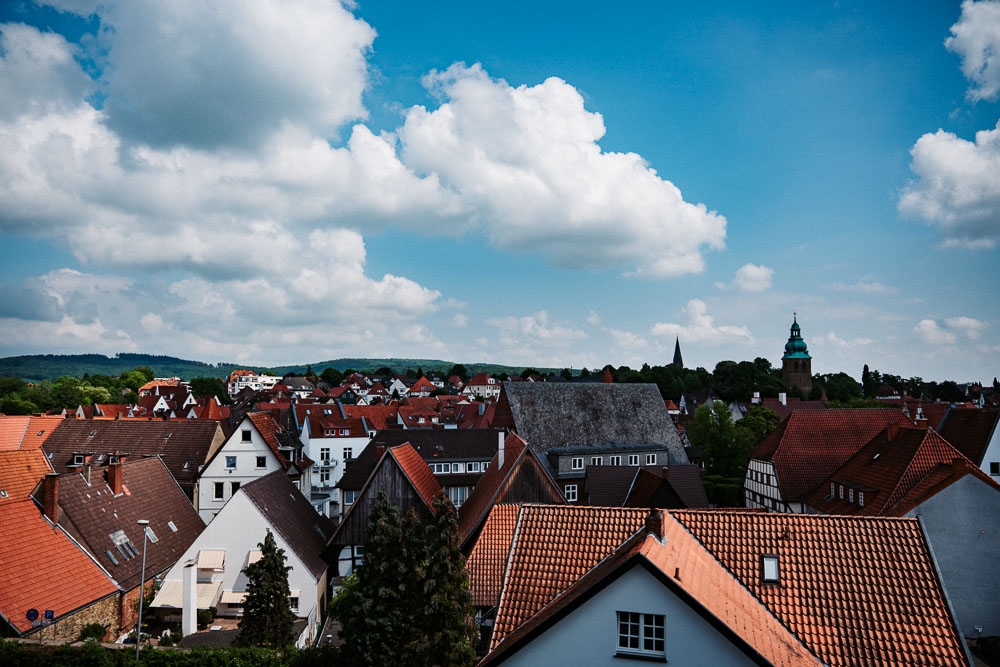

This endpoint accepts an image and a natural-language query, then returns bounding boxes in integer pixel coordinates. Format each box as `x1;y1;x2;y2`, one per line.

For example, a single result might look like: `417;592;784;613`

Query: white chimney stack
497;431;505;468
182;560;197;637
752;391;760;405
779;392;787;406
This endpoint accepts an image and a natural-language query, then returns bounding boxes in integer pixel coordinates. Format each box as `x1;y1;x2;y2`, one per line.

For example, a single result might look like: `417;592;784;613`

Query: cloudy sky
0;0;998;381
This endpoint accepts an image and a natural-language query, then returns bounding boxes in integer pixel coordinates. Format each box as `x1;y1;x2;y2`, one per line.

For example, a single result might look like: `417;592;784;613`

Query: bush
196;606;217;628
78;623;106;642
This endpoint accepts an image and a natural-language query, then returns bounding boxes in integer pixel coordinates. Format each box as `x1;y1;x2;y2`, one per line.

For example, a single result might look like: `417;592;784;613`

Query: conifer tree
234;529;294;648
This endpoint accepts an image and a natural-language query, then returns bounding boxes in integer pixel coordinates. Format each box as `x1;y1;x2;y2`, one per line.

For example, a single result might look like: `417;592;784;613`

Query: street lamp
135;519;149;661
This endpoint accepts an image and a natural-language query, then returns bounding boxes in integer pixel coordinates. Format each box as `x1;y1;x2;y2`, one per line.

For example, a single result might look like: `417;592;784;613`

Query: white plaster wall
979;425;1000;479
503;565;757;666
197;420;282;522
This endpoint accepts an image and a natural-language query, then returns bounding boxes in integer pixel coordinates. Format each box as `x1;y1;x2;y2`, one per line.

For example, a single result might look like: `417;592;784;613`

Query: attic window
144;526;159;543
838;484;844;499
829;482;835;498
168;520;178;532
873;453;880;461
73;454;85;466
849;488;854;503
761;555;780;583
89;430;97;437
164;432;172;439
105;549;119;566
37;430;45;437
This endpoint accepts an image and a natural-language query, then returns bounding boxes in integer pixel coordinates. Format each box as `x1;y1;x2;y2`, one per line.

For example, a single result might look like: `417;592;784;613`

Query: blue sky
0;0;997;382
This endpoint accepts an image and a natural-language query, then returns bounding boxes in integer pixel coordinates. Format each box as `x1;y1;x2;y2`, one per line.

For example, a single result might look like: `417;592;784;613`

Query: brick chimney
644;508;665;540
81;460;91;484
887;422;899;442
43;473;59;522
108;461;124;495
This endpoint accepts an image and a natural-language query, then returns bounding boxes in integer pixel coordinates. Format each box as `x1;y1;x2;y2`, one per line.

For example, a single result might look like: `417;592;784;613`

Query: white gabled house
463;372;501;400
150;470;335;648
295;403;373;517
196;412;311;523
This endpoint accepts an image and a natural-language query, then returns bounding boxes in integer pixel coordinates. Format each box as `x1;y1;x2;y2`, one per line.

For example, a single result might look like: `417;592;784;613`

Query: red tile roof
0;416;30;451
0;450;52;503
20;416;65;450
673;510;967;666
804;426;1000;516
246;412;289;466
389;443;442;510
409;376;437;394
466;504;519;608
490;504;648;648
751;409;912;501
466;372;493;386
0;499;118;634
484;512;819;666
342;404;398;430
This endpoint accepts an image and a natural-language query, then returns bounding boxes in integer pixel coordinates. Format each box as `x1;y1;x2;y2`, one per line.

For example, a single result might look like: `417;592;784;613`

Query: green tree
521;368;541;379
304;365;318;384
321;367;344;387
234;530;295;648
375;367;394;377
862;364;875;398
560;368;573;380
188;377;230;403
0;377;26;398
446;364;468;381
688;401;755;478
134;366;155;382
823;372;861;403
735;406;780;444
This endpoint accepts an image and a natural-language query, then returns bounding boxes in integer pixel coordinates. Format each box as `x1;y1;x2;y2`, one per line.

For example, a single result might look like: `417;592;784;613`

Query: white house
295;403;373;516
463;372;501;400
150;470;335;648
196;412;310;523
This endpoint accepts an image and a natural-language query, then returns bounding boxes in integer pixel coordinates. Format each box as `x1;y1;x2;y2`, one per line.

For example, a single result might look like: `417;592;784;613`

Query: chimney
182;560;197;636
644;508;665;540
81;460;91;485
887;422;899;442
43;473;60;522
778;392;787;406
108;461;124;495
752;391;760;405
498;431;505;469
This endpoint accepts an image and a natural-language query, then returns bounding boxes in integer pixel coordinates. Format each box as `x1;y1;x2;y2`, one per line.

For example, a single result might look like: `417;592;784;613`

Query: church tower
672;337;683;369
781;313;812;393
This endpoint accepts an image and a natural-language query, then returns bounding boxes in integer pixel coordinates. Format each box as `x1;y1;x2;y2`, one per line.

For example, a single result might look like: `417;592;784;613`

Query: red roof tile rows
466;504;519;608
0;450;52;503
390;444;442;510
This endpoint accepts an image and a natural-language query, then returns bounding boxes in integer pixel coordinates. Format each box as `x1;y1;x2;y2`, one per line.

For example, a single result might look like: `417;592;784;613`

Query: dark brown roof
937;407;999;465
582;465;641;506
42;420;222;488
495;383;688;471
242;471;335;578
53;458;204;590
622;465;710;509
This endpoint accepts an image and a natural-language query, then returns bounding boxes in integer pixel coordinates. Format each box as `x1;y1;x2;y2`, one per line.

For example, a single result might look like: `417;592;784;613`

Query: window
288;596;299;612
320;469;330;483
645;453;656;465
469;462;480;473
343;490;358;505
849;488;854;503
214;482;224;499
320;447;330;461
564;484;578;502
609;455;622;466
144;526;159;543
256;456;266;468
340;429;349;436
168;520;178;532
617;611;664;658
991;462;1000;475
591;456;603;466
838;484;844;499
452;463;464;473
226;456;237;469
628;455;639;466
482;462;489;470
761;555;780;583
73;454;85;466
571;457;584;470
241;430;251;442
830;482;835;497
858;492;865;507
231;481;240;495
343;447;353;460
448;486;470;507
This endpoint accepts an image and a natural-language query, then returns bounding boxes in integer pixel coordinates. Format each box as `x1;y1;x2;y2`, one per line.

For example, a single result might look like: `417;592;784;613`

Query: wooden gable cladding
327;445;438;552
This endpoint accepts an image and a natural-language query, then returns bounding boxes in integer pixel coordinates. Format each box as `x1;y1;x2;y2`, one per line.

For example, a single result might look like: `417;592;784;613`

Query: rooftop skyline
0;0;997;381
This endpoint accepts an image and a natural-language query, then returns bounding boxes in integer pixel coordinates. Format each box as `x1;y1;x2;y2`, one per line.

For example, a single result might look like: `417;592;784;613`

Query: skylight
762;555;780;583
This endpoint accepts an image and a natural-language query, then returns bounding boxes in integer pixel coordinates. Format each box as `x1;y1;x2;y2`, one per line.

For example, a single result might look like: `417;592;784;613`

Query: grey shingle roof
498;383;688;470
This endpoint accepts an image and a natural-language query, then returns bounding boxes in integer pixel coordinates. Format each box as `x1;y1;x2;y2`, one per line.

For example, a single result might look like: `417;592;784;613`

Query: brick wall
26;593;120;642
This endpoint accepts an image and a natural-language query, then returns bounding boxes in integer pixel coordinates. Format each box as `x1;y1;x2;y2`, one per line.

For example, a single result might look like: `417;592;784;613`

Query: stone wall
119;577;158;634
26;593;120;642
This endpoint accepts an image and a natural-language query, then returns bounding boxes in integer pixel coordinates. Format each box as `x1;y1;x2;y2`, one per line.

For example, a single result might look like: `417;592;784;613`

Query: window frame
225;455;237;469
214;481;224;500
564;484;578;502
591;456;603;466
645;453;656;465
571;457;584;470
616;611;665;659
761;554;780;583
255;456;266;468
241;430;252;442
628;454;639;466
609;455;622;466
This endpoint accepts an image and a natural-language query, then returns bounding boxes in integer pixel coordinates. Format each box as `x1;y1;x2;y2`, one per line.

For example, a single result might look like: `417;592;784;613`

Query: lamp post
135;519;149;662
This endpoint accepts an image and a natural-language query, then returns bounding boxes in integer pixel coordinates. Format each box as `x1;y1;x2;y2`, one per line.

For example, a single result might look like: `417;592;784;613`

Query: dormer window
73;454;85;466
838;484;844;499
859;492;864;507
761;555;780;583
849;488;854;503
830;482;835;497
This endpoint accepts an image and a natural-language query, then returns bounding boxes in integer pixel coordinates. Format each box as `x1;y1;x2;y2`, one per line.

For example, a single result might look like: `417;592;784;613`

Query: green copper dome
782;314;811;359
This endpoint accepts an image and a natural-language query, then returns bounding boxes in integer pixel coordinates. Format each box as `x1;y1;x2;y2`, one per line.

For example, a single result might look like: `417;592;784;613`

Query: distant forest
0;353;562;383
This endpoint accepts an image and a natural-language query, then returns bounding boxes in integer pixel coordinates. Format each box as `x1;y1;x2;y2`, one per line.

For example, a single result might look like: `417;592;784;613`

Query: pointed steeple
672;337;684;368
602;368;613;384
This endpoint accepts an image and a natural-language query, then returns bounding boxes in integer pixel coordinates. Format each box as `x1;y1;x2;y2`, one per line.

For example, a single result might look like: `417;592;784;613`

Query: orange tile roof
490;504;647;648
672;510;967;666
0;416;30;451
0;499;118;634
804;426;1000;516
389;443;442;510
466;504;519;608
484;512;819;666
137;378;180;393
21;416;66;450
247;412;288;466
751;409;912;501
0;450;52;503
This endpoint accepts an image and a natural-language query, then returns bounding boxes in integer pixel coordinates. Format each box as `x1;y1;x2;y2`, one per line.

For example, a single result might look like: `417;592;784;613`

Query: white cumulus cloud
650;299;753;346
899;120;1000;248
946;0;1000;102
732;263;773;292
914;319;958;345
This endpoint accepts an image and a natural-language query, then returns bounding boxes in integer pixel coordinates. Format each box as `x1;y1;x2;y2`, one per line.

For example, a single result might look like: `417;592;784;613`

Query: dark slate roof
54;458;204;590
937;407;999;465
582;465;639;506
624;465;710;509
242;470;335;578
42;420;222;488
497;383;688;470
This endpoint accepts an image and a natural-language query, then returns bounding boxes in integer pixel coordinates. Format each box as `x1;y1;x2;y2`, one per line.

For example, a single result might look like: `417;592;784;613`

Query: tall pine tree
234;529;295;648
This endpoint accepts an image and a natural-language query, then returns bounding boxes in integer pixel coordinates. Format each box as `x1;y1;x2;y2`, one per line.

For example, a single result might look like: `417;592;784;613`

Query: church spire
672;337;684;368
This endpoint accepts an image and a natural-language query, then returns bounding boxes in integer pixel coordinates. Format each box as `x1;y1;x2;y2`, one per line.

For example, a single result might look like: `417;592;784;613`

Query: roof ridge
490;503;525;650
